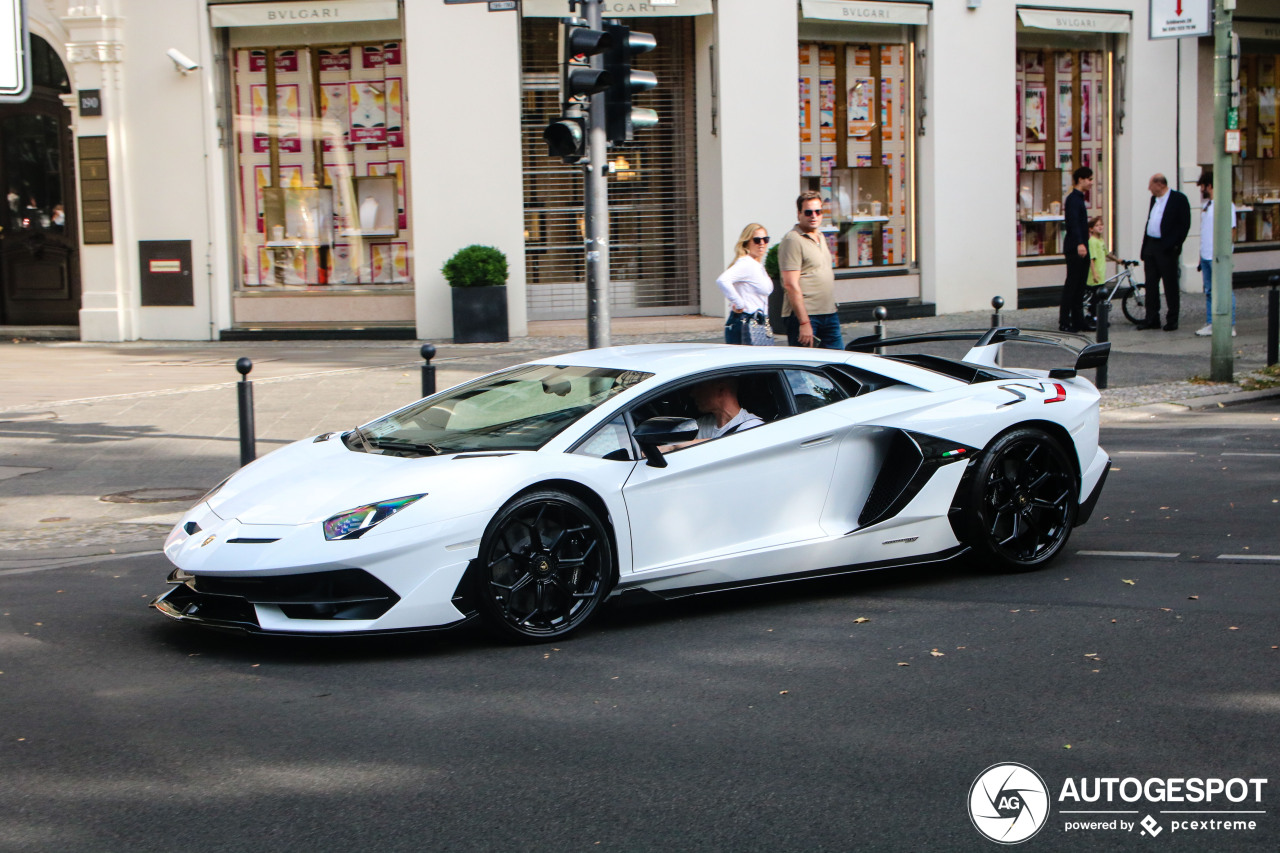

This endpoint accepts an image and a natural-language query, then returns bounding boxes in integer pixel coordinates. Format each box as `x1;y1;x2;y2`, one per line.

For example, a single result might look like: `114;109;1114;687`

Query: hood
207;436;488;526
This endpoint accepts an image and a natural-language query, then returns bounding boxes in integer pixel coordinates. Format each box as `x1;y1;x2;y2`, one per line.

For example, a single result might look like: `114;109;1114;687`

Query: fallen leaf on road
930;651;945;657
1160;608;1173;612
897;662;910;667
779;690;789;695
1228;627;1239;631
853;617;870;624
1188;595;1199;600
1123;579;1136;585
1064;744;1072;749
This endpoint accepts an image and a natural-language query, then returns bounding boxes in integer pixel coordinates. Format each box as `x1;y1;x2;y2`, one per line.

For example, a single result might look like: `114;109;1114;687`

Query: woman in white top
717;222;774;344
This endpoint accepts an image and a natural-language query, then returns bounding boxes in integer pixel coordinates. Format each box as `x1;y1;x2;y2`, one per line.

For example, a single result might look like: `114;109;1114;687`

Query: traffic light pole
1210;0;1233;381
583;0;611;349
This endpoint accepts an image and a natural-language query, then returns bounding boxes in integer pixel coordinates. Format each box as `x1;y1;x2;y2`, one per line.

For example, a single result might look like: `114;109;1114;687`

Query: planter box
451;285;509;344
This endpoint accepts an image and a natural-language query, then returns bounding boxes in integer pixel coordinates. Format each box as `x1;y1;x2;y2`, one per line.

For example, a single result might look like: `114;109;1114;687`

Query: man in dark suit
1059;166;1094;333
1140;173;1191;331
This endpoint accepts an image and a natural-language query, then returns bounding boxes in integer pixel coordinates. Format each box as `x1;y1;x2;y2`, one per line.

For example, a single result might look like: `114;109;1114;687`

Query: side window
784;369;847;413
574;414;634;461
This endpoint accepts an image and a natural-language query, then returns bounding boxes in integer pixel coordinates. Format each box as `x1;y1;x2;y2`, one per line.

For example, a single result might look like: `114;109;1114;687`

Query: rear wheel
474;490;613;642
963;428;1077;572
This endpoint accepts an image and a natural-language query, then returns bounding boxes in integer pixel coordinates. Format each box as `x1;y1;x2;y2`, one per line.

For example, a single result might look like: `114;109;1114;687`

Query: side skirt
616;546;969;601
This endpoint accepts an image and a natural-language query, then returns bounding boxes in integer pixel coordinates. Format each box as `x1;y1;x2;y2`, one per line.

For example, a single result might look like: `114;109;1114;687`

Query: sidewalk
2;294;1277;560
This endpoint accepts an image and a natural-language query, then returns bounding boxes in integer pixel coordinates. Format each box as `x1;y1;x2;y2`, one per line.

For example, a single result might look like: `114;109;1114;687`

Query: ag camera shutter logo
969;763;1050;844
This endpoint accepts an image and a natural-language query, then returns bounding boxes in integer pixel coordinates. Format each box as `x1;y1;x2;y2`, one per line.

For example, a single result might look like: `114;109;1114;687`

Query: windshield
354;365;652;455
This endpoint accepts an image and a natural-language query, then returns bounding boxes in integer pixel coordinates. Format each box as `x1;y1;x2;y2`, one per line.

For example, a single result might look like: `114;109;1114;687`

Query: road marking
1077;550;1180;558
0;550;162;576
1108;450;1197;456
1217;554;1280;562
1219;452;1280;458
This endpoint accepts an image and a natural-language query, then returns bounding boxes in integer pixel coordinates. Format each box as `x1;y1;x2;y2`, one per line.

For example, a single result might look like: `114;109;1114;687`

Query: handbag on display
741;310;775;346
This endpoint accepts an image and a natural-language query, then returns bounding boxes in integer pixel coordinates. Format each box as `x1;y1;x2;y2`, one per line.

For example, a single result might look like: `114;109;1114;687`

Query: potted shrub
442;244;509;344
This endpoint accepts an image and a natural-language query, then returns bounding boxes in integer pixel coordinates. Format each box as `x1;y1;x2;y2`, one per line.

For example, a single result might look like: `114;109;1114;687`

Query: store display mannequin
359;195;379;232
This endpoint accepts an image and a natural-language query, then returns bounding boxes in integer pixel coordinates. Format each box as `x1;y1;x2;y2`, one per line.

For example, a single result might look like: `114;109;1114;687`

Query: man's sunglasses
749;236;770;245
801;208;823;216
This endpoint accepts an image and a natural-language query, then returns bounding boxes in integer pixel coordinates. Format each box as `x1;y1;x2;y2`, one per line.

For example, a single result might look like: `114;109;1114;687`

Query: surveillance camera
166;48;200;74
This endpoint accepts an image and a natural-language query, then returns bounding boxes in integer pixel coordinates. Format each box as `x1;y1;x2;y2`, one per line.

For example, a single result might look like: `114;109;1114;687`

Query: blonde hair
731;222;767;264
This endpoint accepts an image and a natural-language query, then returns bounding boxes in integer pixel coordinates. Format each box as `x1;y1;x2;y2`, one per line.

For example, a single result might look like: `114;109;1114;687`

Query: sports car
151;327;1111;642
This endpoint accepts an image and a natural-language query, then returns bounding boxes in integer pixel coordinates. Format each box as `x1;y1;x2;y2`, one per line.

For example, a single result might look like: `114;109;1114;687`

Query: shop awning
801;0;929;27
210;0;398;28
521;0;711;17
1017;8;1130;34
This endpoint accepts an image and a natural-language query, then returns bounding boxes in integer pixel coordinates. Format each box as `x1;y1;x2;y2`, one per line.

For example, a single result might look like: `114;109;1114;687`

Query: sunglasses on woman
748;236;770;245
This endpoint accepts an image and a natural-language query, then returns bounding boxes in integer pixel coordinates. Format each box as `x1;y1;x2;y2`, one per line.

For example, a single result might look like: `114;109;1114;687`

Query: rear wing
845;327;1110;381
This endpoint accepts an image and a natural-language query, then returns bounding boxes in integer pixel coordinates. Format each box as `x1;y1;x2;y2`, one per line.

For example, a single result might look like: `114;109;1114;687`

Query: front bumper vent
153;568;400;629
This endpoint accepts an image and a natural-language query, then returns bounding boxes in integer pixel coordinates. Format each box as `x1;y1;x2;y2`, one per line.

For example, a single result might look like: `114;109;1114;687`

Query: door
620;370;847;576
0;39;79;326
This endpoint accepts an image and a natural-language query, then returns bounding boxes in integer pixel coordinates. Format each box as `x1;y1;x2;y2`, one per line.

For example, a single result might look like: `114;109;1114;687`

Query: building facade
2;0;1277;341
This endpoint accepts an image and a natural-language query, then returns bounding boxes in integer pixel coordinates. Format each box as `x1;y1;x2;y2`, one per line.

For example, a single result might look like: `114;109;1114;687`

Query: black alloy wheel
965;428;1077;572
474;490;613;642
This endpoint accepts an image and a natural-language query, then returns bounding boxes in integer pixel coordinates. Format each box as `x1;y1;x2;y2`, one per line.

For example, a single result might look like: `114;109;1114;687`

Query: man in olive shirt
779;191;843;349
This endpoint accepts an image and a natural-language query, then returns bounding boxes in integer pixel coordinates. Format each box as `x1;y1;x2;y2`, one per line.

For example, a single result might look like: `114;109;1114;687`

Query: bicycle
1084;258;1158;327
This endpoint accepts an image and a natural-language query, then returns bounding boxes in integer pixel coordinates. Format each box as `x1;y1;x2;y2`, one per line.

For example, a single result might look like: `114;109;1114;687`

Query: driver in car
661;376;764;452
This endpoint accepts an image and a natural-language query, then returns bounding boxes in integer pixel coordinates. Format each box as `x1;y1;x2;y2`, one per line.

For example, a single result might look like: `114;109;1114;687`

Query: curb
1182;385;1280;410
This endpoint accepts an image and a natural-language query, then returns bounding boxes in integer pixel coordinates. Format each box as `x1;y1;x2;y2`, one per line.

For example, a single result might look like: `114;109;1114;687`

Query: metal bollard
236;357;255;466
991;296;1005;366
873;306;888;355
1095;297;1110;390
420;343;437;398
1269;275;1279;368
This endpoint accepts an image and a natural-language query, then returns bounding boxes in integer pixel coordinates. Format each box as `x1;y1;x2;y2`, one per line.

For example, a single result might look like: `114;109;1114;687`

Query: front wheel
962;428;1078;572
474;489;613;642
1121;287;1150;325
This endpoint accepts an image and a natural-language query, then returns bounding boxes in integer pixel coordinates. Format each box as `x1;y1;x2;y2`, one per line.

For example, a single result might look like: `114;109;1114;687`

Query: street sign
1149;0;1211;39
79;89;102;117
0;0;30;103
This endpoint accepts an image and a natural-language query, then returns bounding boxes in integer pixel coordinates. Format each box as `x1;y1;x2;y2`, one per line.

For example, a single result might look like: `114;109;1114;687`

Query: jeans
785;312;845;350
1200;258;1236;325
724;310;746;344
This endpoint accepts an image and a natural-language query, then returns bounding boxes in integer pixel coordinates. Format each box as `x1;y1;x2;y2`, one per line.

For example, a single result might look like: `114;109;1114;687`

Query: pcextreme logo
969;764;1269;844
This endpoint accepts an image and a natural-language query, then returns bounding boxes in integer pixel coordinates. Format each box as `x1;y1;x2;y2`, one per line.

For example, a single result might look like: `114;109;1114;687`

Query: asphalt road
1;400;1277;852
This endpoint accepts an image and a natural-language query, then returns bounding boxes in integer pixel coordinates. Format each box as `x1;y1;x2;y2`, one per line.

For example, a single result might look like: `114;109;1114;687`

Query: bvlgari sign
209;0;398;28
800;0;930;27
1017;8;1130;34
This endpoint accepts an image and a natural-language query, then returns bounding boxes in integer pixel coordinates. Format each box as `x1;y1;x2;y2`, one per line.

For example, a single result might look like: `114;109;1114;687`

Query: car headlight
322;494;426;541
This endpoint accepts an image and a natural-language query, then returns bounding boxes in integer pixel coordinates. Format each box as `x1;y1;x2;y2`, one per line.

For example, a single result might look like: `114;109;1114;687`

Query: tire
473;489;613;642
963;428;1078;572
1121;288;1148;325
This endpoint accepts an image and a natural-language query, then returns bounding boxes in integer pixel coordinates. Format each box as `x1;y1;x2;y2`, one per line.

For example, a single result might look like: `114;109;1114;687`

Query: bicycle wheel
1121;285;1148;325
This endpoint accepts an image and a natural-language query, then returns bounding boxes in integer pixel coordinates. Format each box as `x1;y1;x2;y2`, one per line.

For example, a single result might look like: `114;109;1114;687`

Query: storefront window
232;43;412;290
797;41;914;271
1233;52;1280;244
1015;42;1111;258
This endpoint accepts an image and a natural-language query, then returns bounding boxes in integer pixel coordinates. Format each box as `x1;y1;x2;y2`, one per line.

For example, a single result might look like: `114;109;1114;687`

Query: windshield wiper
369;438;445;457
350;425;375;453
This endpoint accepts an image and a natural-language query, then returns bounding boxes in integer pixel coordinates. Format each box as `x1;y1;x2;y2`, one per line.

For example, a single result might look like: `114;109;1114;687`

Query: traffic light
561;18;612;104
603;23;658;143
543;18;613;161
544;114;585;160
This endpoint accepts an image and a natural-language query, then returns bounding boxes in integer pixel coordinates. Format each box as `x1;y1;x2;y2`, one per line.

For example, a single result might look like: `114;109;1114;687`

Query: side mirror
633;416;699;468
